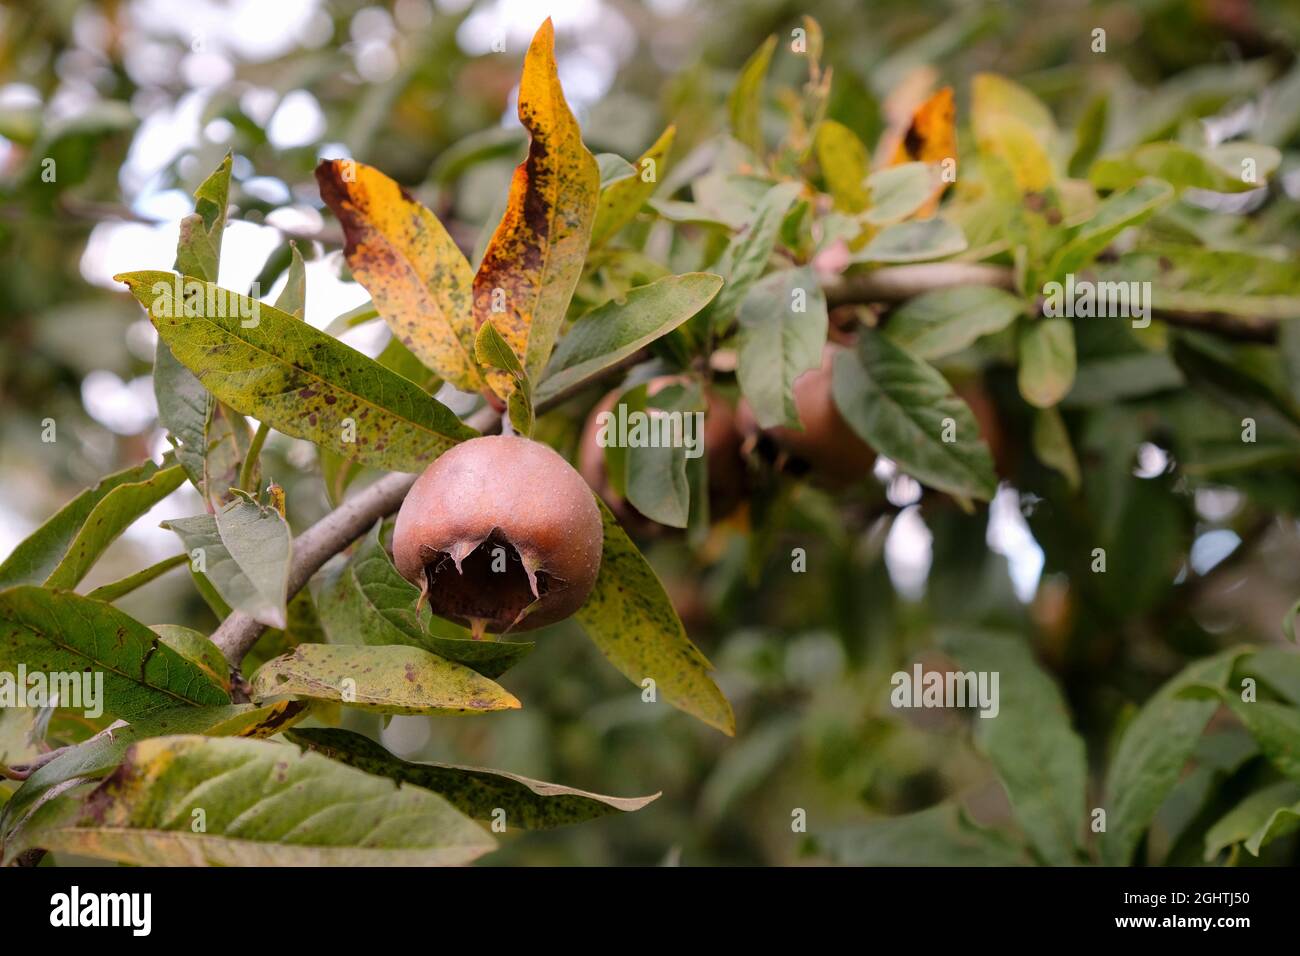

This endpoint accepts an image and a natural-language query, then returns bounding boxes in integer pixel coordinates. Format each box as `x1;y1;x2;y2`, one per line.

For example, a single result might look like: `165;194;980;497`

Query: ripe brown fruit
578;377;747;528
738;343;876;487
393;435;603;636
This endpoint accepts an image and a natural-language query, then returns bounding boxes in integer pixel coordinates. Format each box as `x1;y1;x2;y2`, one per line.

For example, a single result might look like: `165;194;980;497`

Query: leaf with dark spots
289;728;658;830
116;271;477;473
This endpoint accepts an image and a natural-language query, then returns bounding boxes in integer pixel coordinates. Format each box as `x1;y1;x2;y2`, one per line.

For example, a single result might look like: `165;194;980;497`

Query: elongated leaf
538;273;722;404
1018;318;1076;408
736;266;828;428
174;152;231;282
864;162;937;225
728;35;776;155
249;643;520;716
1032;407;1081;490
161;494;292;630
815;119;870;213
818;802;1030;866
317;521;532;679
274;241;307;319
972;74;1057;192
316;160;481;391
85;553;188;603
150;624;229;694
0;460;162;589
1221;697;1300;781
853;217;967;263
0;701;309;839
708;179;802;325
10;735;494;866
942;629;1086;865
832;334;997;501
474;321;534;436
1046;179;1173;280
117;271;477;473
575;500;734;735
42;463;185;590
1100;648;1243;866
1204;780;1300;861
0;587;230;721
623;384;703;528
1090;141;1280;194
290;728;658;830
472;18;599;392
591;125;675;248
884;285;1023;360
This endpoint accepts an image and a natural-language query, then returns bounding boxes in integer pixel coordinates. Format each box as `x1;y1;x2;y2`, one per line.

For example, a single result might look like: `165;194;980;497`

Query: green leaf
864;162;938;225
623;384;703;528
942;630;1087;865
971;73;1058;193
576;499;735;735
1017;318;1076;408
736;266;828;428
1032;407;1081;490
117;271;477;473
150;624;229;694
289;728;658;830
84;553;188;603
1045;179;1173;280
831;333;997;502
0;701;309;840
884;286;1023;360
41;464;185;590
154;344;249;506
474;320;534;437
161;493;292;630
538;273;722;404
1100;648;1243;866
174;153;231;283
728;36;776;155
1221;697;1300;781
9;735;494;866
818;802;1030;866
814;119;870;213
591;125;675;249
707;180;802;326
0;587;230;721
316;521;532;679
0;460;164;589
853;217;967;263
273;241;307;319
1204;780;1300;861
1090;141;1280;194
248;643;521;715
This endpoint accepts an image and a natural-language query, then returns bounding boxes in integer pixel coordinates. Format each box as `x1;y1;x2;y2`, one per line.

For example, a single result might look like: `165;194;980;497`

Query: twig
824;264;1281;342
239;421;271;492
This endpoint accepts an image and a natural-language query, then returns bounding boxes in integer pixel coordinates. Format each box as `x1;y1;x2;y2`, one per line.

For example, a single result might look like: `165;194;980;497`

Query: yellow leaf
472;17;600;397
815;119;871;214
317;159;481;391
590;124;675;249
972;73;1057;193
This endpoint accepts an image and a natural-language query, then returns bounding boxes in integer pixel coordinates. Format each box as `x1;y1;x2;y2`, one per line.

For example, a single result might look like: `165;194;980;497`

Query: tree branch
824;263;1280;342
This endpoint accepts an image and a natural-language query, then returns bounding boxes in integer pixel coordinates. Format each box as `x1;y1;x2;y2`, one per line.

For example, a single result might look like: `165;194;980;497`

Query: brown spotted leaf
289;727;659;830
472;17;600;396
248;643;520;716
8;735;495;866
116;271;477;473
575;499;735;735
316;160;482;392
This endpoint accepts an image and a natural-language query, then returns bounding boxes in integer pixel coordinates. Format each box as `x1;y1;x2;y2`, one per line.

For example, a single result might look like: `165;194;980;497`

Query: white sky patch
123;482;206;559
80;221;179;289
1134;441;1170;478
267;90;326;149
81;371;157;435
1195;487;1242;522
885;506;932;601
129;0;320;62
986;485;1045;603
1190;528;1242;576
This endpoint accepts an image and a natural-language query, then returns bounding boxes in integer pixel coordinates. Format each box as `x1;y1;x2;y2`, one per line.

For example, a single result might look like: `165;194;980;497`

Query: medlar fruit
393;435;603;636
578;376;747;529
738;343;876;487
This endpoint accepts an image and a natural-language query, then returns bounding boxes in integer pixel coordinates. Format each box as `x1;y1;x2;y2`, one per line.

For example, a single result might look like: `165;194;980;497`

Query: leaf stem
239;421;271;493
85;553;189;602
